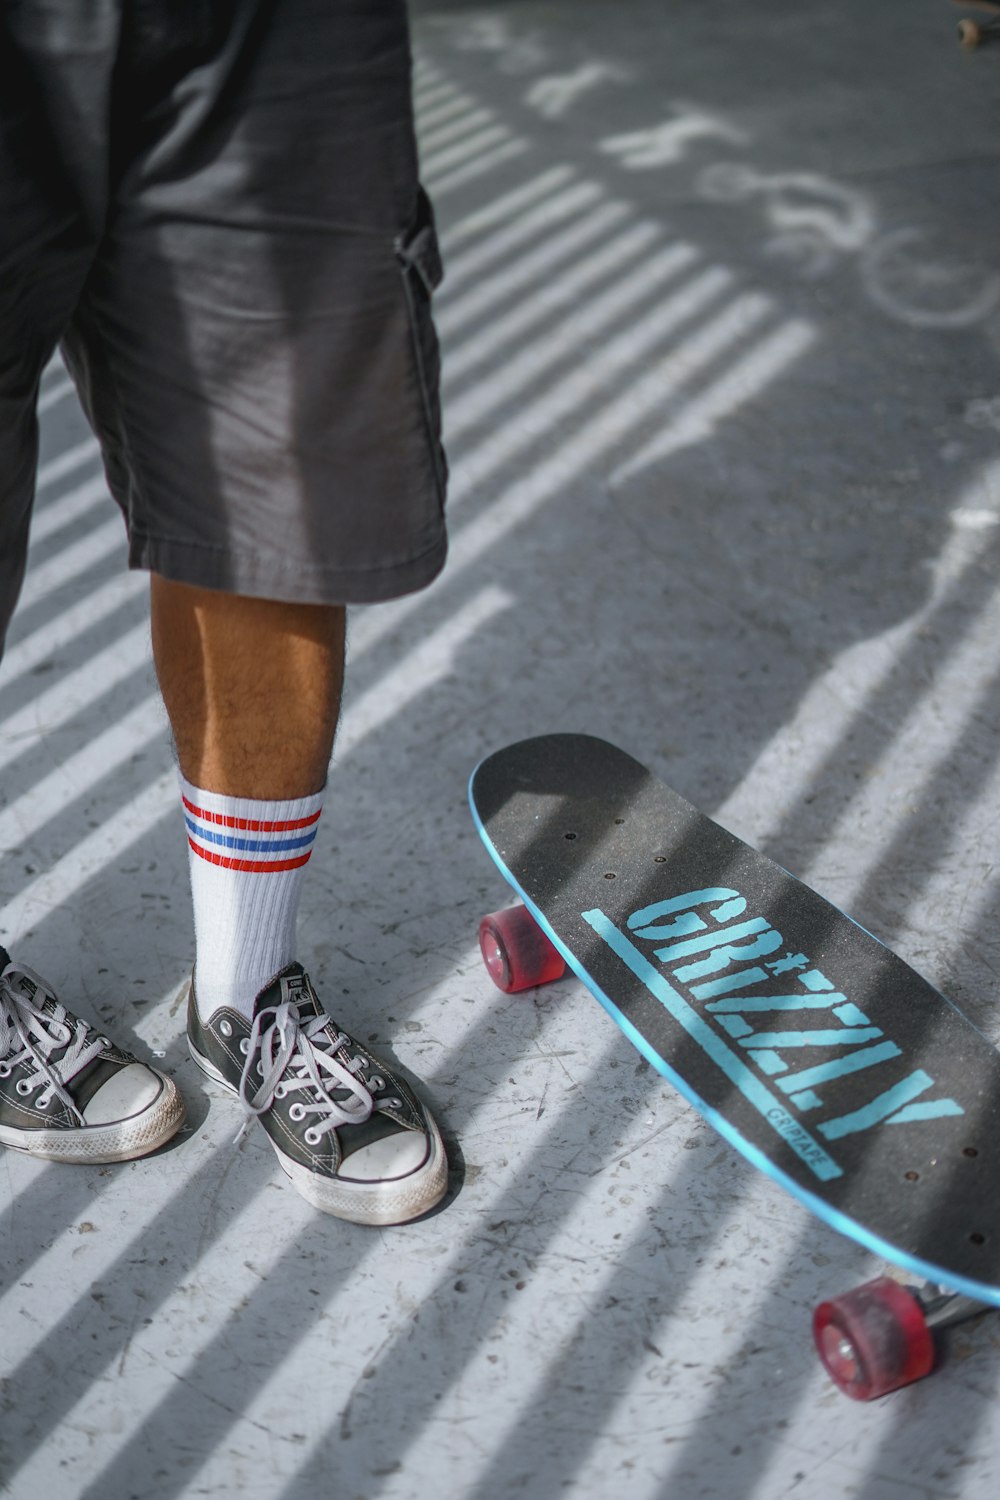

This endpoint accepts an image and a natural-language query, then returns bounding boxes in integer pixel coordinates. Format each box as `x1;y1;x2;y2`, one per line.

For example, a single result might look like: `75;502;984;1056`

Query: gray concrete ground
3;0;1000;1495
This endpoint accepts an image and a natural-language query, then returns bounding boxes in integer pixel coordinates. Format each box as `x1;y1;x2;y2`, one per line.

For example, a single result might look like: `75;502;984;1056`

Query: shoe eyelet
0;1063;11;1078
36;1097;50;1111
303;1127;321;1146
369;1075;385;1093
256;1061;264;1076
15;1079;36;1096
219;1019;233;1038
288;1103;306;1121
238;1038;250;1055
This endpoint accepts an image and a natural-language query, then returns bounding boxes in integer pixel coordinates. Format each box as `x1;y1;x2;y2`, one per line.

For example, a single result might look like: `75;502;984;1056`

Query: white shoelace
236;999;401;1148
0;963;109;1123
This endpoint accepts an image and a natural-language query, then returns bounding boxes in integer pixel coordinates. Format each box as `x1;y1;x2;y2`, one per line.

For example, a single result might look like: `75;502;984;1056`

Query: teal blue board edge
469;764;1000;1309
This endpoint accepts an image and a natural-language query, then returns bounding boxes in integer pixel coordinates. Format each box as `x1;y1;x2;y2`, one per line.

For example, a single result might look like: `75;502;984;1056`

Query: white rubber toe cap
341;1129;430;1183
82;1063;165;1125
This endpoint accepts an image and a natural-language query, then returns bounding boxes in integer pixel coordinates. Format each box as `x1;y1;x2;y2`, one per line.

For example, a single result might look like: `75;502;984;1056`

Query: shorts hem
129;530;448;607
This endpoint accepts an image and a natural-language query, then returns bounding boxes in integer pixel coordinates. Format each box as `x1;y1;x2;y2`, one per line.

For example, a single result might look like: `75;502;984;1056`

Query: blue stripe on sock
185;817;318;855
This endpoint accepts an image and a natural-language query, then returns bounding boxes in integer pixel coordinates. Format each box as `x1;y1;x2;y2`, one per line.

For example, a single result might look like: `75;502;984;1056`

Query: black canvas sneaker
187;963;448;1225
0;947;185;1163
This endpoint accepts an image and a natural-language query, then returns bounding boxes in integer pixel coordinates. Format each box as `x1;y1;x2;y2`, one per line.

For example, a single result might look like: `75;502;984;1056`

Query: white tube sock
180;776;324;1021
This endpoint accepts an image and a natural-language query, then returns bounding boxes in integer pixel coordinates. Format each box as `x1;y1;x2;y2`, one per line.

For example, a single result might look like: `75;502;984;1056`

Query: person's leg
150;577;344;1013
149;577;345;800
0;4;185;1165
153;576;448;1226
56;0;449;1221
0;547;186;1168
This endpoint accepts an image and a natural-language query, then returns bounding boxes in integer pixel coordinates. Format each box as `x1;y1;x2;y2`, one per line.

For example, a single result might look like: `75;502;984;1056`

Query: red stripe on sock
187;838;313;873
182;795;322;833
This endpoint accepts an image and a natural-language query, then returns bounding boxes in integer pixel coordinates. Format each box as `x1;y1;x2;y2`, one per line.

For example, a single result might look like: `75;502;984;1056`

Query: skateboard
953;0;1000;47
470;734;1000;1400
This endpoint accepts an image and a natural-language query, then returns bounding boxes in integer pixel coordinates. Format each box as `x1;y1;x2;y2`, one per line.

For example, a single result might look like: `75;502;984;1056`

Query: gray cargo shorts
0;0;447;649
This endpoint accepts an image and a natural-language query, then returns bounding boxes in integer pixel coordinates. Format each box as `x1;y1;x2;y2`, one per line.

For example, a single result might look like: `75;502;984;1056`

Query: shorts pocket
395;187;448;503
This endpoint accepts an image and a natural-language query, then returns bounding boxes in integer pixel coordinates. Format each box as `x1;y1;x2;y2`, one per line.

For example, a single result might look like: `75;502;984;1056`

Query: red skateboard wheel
479;906;567;993
813;1276;934;1400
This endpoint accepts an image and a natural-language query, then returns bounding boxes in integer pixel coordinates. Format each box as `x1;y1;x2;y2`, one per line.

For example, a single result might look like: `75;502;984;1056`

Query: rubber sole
0;1074;185;1164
